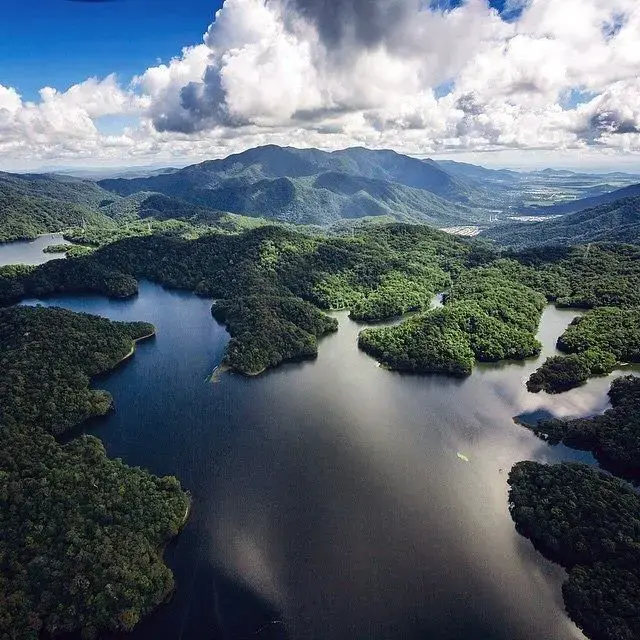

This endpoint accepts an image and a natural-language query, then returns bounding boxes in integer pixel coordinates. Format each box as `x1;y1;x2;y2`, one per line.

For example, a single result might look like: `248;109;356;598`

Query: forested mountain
96;146;494;226
484;196;640;248
100;145;486;203
0;189;115;243
0;171;116;207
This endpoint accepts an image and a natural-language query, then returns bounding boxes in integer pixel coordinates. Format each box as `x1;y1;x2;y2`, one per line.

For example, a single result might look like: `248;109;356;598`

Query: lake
3;237;629;640
0;233;67;267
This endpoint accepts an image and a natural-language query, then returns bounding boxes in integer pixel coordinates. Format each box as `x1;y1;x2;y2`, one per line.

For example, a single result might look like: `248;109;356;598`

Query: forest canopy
0;305;189;639
528;307;640;393
508;461;640;640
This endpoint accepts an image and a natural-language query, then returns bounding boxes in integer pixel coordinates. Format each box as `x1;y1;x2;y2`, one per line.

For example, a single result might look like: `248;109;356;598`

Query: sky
0;0;639;171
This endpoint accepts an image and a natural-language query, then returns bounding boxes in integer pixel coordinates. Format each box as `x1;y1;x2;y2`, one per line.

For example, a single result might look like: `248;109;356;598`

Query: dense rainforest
0;306;190;639
528;306;640;393
0;224;471;374
508;462;640;640
358;264;546;375
1;225;639;376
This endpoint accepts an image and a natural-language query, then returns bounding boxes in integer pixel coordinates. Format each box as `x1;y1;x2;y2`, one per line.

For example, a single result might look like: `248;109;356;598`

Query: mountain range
1;145;639;244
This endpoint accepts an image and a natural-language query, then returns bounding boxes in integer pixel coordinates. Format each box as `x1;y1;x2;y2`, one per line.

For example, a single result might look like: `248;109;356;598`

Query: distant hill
0;190;114;243
98;192;221;222
0;172;114;208
483;196;640;249
436;160;521;184
525;182;640;216
0;173;216;242
98;145;493;226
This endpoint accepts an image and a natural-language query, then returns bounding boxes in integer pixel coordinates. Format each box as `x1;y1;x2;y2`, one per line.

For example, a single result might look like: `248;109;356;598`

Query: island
523;375;640;480
2;225;639;378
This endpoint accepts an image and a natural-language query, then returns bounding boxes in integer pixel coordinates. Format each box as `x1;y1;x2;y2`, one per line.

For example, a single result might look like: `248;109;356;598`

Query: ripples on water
4;238;624;640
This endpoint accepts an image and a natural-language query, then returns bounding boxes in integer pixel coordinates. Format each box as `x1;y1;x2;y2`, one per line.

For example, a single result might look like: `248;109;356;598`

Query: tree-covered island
2;224;639;377
528;306;640;393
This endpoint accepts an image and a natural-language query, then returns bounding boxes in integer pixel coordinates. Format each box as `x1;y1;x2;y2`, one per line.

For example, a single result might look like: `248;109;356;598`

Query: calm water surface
5;238;630;640
0;233;66;266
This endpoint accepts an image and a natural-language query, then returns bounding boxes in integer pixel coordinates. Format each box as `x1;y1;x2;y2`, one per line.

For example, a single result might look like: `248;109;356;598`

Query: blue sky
0;0;637;171
0;0;223;100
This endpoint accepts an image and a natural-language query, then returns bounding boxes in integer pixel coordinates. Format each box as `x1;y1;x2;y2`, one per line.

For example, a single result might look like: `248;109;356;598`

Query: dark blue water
7;238;630;640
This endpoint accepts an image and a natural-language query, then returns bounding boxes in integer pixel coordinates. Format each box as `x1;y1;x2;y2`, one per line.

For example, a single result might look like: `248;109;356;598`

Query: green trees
358;266;545;375
528;307;640;393
0;306;154;434
0;224;474;375
508;461;640;640
527;376;640;479
0;306;189;638
212;296;338;374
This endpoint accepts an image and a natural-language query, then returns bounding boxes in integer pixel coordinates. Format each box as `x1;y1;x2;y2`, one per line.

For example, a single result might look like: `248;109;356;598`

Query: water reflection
0;233;66;266
15;279;606;640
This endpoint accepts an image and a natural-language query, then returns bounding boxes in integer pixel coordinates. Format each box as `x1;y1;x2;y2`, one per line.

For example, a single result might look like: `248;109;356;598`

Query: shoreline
115;329;157;366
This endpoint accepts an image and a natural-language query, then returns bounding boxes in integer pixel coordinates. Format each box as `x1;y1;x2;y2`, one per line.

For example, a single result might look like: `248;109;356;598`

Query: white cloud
0;0;639;169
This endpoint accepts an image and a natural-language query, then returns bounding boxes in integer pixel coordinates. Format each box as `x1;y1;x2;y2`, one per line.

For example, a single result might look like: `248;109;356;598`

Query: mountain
0;172;219;242
0;190;115;243
100;145;488;204
97;145;493;226
524;182;640;216
483;196;640;248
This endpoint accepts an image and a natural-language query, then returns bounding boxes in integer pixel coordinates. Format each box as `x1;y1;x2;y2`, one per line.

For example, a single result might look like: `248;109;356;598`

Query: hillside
97;146;493;225
0;189;115;243
524;182;640;216
0;171;115;207
100;145;487;204
483;196;640;248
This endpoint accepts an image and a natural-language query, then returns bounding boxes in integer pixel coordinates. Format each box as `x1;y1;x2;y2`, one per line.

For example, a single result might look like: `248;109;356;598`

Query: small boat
456;452;470;462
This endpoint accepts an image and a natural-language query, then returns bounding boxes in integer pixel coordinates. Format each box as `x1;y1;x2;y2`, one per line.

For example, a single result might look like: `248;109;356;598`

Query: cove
0;233;67;267
2;238;628;640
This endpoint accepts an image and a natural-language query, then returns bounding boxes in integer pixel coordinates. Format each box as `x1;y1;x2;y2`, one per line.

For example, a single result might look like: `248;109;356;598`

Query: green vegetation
508;461;640;640
358;265;545;375
527;375;640;479
528;307;640;393
99;145;494;224
0;305;189;639
0;305;154;435
513;243;640;309
43;243;74;254
0;190;114;243
485;195;640;249
212;296;338;375
0;224;472;374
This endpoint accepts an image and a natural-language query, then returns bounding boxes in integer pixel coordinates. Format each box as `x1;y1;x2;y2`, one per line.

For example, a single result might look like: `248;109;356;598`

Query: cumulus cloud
0;0;639;168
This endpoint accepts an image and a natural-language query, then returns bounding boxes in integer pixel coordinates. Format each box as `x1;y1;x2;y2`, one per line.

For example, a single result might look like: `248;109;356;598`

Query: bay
3;237;629;640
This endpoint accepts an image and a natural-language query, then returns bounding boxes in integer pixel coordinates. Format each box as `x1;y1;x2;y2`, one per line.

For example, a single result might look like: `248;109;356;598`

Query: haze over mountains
1;144;639;245
484;196;640;249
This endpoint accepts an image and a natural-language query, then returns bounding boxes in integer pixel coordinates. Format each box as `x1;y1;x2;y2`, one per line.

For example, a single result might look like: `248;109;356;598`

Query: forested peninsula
0;306;190;639
524;375;640;480
1;225;639;377
528;307;640;393
508;462;640;640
